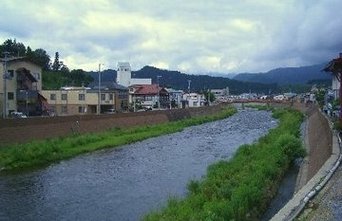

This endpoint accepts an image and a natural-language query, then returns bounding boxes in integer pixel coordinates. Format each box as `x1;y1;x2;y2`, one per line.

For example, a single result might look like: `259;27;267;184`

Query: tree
28;48;51;70
69;69;93;86
52;52;61;71
0;39;26;57
204;90;215;105
26;46;34;57
60;63;70;73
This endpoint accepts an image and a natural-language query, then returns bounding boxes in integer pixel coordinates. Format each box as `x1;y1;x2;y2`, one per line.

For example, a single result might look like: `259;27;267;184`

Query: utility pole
25;90;28;116
157;75;161;109
187;80;191;93
97;63;103;115
208;89;211;106
2;52;10;119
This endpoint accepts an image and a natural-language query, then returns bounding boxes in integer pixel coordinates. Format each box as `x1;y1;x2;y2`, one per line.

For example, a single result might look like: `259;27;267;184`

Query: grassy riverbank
144;108;305;221
0;107;237;172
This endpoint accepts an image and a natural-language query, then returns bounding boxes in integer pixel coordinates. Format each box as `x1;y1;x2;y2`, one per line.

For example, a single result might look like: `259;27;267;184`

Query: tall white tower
116;62;131;87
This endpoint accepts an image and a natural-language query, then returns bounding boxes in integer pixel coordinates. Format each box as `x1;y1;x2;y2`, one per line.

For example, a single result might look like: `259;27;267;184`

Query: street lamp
98;63;104;115
157;75;161;109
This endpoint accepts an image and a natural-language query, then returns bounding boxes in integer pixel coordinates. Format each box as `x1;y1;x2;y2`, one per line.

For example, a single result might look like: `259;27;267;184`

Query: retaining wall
0;104;226;146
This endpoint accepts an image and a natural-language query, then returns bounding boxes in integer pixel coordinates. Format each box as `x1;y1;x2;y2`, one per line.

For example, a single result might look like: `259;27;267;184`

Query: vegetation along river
0;110;278;221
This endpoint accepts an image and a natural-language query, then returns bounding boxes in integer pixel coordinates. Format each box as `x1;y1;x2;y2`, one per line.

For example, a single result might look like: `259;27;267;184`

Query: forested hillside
233;63;330;85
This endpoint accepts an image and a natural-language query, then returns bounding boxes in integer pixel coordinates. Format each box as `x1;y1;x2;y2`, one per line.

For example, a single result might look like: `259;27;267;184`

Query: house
0;57;47;118
41;82;128;116
182;93;205;108
128;84;169;110
211;87;229;100
166;88;183;108
323;53;342;99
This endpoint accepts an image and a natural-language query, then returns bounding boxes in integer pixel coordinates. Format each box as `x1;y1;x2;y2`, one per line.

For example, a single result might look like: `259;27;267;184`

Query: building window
109;94;113;100
61;94;68;100
61;106;68;113
78;106;86;113
119;91;128;99
8;92;14;100
50;94;56;100
101;93;106;101
8;70;14;79
79;94;85;101
34;73;40;80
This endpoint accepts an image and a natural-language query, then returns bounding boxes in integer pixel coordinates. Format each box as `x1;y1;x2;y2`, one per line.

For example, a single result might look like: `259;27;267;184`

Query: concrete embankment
0;104;227;146
271;104;340;221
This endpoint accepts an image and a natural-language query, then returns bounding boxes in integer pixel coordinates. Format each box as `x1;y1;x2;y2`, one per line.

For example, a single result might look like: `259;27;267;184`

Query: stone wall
0;104;226;146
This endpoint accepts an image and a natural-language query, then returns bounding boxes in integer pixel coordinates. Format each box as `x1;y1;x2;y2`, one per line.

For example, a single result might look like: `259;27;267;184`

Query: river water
0;110;278;221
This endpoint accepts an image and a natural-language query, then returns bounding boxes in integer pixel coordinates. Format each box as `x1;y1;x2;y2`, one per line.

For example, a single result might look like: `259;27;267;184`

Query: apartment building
128;84;169;110
41;83;128;116
0;57;46;117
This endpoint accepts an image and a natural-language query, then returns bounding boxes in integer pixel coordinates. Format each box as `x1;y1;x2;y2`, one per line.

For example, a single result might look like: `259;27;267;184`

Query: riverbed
0;110;278;221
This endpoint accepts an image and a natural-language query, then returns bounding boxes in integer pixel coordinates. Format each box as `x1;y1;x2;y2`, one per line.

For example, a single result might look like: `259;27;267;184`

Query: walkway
271;104;338;220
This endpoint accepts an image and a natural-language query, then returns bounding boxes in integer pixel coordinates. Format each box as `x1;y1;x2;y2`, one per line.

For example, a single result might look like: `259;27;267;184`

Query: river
0;110;278;221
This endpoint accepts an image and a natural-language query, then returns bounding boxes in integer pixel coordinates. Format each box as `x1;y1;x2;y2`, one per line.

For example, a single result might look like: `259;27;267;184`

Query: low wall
0;104;226;146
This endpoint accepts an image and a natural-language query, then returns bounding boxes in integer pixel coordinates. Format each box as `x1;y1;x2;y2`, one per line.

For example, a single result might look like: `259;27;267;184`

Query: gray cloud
0;0;341;73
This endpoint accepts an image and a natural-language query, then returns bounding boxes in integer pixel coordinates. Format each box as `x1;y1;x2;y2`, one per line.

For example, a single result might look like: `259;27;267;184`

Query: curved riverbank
144;108;305;221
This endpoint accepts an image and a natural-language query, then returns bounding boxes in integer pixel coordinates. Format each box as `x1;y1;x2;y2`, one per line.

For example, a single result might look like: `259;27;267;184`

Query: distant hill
88;66;277;94
132;66;277;94
88;69;117;82
233;63;331;85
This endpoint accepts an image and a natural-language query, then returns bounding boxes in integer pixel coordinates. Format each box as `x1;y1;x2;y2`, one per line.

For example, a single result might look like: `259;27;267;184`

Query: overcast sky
1;0;342;74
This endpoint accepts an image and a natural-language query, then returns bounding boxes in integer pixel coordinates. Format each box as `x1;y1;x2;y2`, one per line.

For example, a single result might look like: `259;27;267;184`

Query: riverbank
144;108;305;221
0;107;236;172
270;104;335;220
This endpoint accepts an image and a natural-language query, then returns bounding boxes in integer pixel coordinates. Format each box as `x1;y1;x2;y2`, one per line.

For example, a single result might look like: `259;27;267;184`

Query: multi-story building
116;62;151;87
0;57;47;118
41;83;128;116
181;93;205;108
128;84;169;110
324;53;342;99
166;88;183;108
211;87;229;99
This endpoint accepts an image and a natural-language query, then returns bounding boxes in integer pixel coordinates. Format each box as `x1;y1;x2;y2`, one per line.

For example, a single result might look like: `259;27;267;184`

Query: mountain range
88;62;331;94
233;63;331;85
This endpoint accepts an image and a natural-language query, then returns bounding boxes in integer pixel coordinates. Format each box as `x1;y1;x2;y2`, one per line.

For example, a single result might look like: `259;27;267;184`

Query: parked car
104;108;116;114
10;112;27;118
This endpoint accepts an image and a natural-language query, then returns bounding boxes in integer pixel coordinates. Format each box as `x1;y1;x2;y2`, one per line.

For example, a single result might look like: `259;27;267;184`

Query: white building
166;88;183;108
116;62;151;87
182;93;205;108
116;62;131;87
